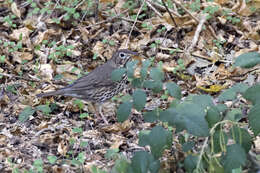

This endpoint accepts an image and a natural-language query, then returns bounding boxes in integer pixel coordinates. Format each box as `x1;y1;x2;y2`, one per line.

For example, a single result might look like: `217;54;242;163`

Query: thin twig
0;72;68;85
188;14;207;52
172;0;218;39
84;9;130;29
161;0;177;27
146;0;163;17
94;0;99;22
0;73;40;82
196;137;208;171
125;1;146;47
146;0;181;17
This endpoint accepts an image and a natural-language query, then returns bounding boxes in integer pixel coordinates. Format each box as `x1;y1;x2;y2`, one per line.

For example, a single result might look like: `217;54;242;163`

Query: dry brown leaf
58;140;68;156
10;27;32;46
93;41;106;61
234;42;258;57
83;130;101;138
163;13;193;26
12;52;33;63
110;134;125;149
238;1;254;16
39;64;54;80
214;0;229;4
101;120;133;133
11;2;21;18
56;64;81;75
34;29;61;45
163;61;176;72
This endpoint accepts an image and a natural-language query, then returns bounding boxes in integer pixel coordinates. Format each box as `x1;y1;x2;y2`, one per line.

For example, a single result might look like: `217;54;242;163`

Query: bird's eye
119;52;126;58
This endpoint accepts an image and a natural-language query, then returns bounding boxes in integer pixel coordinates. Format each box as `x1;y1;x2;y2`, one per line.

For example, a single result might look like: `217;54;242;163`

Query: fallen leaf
11;2;21;18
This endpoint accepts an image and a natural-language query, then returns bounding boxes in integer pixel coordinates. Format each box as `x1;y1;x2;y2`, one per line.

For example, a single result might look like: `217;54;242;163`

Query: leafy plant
108;51;260;172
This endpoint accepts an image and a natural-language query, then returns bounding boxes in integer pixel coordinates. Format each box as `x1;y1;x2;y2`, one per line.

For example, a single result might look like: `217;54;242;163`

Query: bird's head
112;49;138;67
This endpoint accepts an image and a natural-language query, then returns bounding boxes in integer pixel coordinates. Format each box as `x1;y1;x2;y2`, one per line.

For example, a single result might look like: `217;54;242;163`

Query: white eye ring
119;52;126;58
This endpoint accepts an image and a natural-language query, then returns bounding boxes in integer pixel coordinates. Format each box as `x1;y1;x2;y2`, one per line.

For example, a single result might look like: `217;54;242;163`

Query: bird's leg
95;103;108;124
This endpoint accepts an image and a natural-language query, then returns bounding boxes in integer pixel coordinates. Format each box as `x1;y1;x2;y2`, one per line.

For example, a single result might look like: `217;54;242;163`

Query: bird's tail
36;89;65;97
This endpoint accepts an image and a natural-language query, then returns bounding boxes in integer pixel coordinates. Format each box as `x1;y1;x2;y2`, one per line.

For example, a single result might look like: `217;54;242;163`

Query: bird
37;49;138;123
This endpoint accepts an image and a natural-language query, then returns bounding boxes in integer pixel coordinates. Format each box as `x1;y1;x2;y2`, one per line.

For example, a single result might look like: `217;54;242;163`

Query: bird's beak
130;51;138;56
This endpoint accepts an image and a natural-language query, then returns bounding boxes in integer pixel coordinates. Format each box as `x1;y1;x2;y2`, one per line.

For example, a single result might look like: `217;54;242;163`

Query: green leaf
117;101;133;122
221;144;246;173
133;89;146;111
105;148;119;160
248;104;260;135
192;95;214;109
111;156;130;173
184;155;199;172
234;52;260;68
19;106;35;122
139;126;172;159
218;88;237;102
182;141;195;152
143;80;163;93
140;60;151;79
111;68;126;82
206;106;221;127
47;156;57;164
159;103;209;137
166;82;182;100
91;166;105;173
150;67;164;81
231;126;252;153
143;109;159;123
218;83;249;102
131;78;143;88
36;105;51;115
129;151;160;173
225;108;242;121
243;84;260;105
126;60;138;78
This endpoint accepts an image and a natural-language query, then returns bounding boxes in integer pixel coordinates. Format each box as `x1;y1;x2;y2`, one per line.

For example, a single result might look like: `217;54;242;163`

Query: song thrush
37;49;138;123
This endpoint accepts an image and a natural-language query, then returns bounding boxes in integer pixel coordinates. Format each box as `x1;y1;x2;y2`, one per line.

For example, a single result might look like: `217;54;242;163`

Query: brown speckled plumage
37;49;138;102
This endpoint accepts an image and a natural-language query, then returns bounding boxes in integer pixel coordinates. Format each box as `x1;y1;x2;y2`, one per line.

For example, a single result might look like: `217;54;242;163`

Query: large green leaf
111;68;126;82
206;106;222;127
166;82;182;100
225;108;242;121
143;109;159;123
139;126;172;159
111;156;130;173
192;95;214;109
143;80;163;93
150;67;164;81
133;89;146;111
233;52;260;68
159;103;209;137
231;126;252;153
248;104;260;136
243;84;260;105
126;60;138;78
221;144;246;173
218;83;249;102
117;101;133;122
128;151;160;173
140;60;151;79
184;155;199;172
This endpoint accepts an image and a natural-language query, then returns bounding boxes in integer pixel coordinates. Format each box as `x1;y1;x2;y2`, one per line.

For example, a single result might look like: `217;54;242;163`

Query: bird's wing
62;63;117;91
